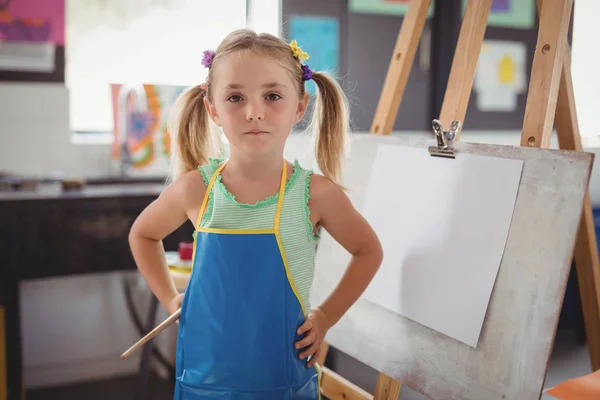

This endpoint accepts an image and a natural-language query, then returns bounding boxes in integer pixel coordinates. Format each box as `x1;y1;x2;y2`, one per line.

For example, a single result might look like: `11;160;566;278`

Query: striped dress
197;158;320;313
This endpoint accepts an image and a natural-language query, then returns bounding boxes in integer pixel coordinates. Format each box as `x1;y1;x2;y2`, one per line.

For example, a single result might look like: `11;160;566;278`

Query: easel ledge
316;0;600;399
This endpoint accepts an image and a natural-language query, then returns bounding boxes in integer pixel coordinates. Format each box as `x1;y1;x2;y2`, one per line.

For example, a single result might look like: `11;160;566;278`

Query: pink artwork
492;0;510;12
0;0;64;45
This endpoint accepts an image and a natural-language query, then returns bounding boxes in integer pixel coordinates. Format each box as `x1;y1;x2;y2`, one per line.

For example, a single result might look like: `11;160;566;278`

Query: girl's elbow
128;217;146;247
373;241;384;268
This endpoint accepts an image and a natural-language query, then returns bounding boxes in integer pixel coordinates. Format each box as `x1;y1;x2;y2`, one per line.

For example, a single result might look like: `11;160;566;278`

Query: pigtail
168;84;219;182
308;71;350;188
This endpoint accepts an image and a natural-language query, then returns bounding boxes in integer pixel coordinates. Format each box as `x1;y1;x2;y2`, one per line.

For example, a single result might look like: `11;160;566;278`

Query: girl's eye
266;93;281;101
228;95;242;103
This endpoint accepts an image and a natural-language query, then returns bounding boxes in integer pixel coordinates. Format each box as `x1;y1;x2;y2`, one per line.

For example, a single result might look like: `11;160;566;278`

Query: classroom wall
281;0;431;132
281;0;547;132
0;83;113;178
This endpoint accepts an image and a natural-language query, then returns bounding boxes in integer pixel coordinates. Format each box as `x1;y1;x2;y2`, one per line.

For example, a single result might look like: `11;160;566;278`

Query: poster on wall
462;0;535;29
289;15;339;95
0;0;64;72
110;83;188;175
0;0;64;44
349;0;434;17
473;40;527;112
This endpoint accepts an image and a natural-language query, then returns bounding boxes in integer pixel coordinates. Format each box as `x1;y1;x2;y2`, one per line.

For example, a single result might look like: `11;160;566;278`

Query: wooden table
0;183;193;400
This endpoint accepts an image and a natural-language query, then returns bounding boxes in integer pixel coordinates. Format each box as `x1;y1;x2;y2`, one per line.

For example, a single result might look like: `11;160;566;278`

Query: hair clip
289;40;312;81
301;65;313;81
289;40;309;61
201;50;215;68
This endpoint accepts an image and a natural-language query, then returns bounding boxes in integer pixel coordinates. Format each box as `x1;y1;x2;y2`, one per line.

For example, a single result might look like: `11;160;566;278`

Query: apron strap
273;161;287;232
195;160;287;232
195;161;228;229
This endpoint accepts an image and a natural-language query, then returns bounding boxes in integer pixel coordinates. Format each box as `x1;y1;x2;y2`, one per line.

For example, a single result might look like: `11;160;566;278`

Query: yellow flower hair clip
289;40;309;61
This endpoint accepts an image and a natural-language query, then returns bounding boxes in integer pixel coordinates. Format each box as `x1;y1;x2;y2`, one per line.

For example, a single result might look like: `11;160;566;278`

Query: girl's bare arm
310;174;383;327
128;171;206;311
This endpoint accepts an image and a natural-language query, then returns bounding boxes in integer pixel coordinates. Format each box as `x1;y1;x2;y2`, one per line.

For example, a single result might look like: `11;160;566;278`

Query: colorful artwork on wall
350;0;534;28
289;15;339;94
474;40;527;112
111;84;188;172
0;0;64;44
462;0;535;29
349;0;434;17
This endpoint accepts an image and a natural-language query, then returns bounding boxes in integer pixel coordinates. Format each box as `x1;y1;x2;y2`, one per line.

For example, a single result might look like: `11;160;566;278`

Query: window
66;0;248;135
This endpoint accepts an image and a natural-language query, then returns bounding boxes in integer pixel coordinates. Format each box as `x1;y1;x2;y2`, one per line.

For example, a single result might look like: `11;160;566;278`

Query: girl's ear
295;91;309;124
204;97;221;127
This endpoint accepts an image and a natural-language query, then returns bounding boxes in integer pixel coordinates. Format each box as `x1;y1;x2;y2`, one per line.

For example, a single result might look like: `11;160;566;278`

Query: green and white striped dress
197;158;320;313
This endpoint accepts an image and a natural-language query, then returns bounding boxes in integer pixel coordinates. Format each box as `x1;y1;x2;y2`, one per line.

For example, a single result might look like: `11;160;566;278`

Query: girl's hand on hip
295;308;331;368
167;293;184;317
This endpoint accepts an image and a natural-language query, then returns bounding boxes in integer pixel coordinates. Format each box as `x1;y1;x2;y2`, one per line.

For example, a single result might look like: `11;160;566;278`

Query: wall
281;0;432;132
0;83;113;179
280;0;552;133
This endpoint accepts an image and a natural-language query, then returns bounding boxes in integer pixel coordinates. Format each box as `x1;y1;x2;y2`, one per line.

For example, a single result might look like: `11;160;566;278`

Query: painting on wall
462;0;535;29
0;0;64;73
289;15;340;95
0;0;64;44
110;83;188;175
349;0;434;17
473;40;527;112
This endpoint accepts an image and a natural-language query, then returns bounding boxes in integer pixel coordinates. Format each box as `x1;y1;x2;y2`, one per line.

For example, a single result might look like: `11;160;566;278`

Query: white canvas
361;143;523;347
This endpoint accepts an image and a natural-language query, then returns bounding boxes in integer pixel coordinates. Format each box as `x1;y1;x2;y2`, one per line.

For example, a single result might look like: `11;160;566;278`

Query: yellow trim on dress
197;228;274;235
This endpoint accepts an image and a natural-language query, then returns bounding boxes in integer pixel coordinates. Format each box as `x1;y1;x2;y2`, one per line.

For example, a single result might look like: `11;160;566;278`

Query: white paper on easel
362;143;523;348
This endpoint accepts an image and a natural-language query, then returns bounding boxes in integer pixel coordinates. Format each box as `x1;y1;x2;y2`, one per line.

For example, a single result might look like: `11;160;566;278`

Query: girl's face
204;50;308;159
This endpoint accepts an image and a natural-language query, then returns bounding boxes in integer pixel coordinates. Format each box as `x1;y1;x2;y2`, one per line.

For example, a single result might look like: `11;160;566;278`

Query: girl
129;29;383;399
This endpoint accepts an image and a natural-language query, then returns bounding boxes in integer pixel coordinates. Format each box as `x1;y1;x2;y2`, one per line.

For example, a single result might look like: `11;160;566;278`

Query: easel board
311;134;594;399
361;140;524;349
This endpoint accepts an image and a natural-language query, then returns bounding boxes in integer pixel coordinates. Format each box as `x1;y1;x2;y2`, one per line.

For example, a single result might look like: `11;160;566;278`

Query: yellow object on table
166;251;192;291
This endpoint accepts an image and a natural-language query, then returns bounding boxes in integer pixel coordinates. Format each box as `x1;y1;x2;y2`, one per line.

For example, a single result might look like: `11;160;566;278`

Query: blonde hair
168;28;350;186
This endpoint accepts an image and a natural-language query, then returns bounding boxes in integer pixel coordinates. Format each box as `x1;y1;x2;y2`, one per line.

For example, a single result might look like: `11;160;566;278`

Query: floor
26;328;593;400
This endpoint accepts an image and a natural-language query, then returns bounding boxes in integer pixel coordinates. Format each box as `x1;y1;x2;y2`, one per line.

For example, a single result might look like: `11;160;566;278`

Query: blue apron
174;161;322;399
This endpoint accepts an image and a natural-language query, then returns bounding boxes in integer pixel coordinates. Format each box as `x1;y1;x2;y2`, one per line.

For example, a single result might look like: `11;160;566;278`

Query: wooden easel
316;0;600;398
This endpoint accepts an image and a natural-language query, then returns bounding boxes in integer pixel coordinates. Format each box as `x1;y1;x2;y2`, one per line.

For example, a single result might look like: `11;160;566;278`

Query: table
0;183;193;400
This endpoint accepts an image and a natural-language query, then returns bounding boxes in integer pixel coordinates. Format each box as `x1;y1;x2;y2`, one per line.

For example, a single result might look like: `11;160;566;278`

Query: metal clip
428;119;460;158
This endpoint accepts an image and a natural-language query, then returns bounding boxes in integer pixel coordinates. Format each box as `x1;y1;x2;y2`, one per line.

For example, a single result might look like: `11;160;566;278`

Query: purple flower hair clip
301;64;313;81
201;50;215;68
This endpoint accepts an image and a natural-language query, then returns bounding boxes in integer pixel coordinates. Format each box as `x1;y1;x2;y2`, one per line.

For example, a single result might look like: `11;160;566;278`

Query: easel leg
552;31;600;372
569;192;600;371
521;0;573;147
373;375;402;399
438;0;492;135
370;0;432;135
529;0;600;372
